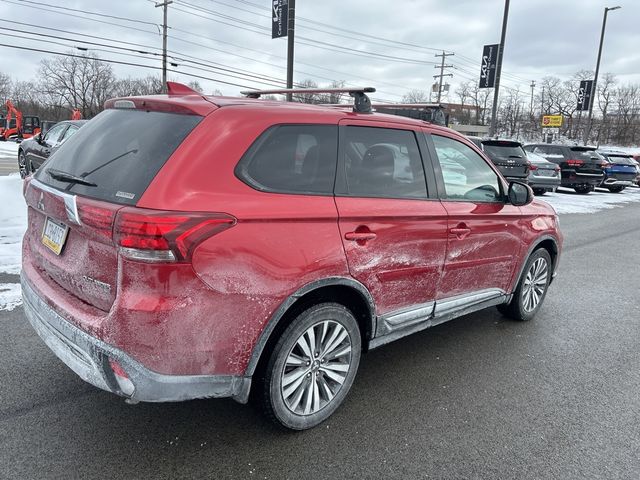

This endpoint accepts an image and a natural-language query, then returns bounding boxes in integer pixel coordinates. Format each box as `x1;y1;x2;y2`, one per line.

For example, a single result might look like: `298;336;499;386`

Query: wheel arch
245;277;376;378
512;235;560;292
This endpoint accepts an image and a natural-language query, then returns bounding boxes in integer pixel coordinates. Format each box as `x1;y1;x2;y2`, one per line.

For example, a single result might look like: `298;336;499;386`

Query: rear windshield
482;142;526;159
603;154;634;165
569;147;603;161
36;109;202;205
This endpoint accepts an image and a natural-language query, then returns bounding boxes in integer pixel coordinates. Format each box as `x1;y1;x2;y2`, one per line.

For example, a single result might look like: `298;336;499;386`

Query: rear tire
532;188;546;196
574;186;592;194
607;186;624;193
260;303;361;430
499;249;552;322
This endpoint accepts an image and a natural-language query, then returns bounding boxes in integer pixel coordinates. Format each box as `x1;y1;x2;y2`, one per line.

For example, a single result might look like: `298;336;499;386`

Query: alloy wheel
522;257;549;312
280;320;352;416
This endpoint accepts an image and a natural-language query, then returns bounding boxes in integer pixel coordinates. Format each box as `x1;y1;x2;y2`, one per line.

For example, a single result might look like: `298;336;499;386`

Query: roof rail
239;87;376;113
371;103;445;109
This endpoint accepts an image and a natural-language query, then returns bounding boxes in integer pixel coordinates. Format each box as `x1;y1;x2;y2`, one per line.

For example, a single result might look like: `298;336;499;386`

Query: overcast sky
0;0;638;102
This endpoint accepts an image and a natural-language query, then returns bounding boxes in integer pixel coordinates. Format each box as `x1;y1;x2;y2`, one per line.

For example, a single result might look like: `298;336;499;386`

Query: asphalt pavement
1;203;639;479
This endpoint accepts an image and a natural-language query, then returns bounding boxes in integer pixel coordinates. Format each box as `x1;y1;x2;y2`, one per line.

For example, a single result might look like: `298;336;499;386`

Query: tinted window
343;126;427;199
569;148;603;161
236;125;338;195
482;142;526;159
432;135;502;202
36;109;202;205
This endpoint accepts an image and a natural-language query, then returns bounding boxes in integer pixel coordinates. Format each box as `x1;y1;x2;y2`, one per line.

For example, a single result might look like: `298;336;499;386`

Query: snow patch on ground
540;187;640;214
0;141;20;157
0;174;27;275
0;283;22;311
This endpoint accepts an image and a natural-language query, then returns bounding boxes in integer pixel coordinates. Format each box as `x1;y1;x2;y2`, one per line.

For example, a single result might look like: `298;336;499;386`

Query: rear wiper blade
47;168;97;187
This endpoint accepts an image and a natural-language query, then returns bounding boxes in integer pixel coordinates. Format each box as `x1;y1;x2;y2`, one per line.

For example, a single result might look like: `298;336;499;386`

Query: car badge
37;191;45;211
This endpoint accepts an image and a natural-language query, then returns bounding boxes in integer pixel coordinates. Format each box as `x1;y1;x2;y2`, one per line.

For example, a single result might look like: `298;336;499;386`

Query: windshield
36;109;202;205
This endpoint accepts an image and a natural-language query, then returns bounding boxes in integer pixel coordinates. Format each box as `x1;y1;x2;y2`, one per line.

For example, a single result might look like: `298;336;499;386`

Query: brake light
600;162;611;168
554;165;560;172
526;162;536;170
114;208;236;263
565;159;584;166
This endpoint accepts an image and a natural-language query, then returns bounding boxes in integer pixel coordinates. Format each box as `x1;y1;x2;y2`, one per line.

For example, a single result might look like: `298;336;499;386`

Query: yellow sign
541;115;563;128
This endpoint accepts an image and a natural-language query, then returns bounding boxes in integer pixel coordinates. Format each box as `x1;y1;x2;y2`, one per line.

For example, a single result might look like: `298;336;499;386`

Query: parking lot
1;187;639;479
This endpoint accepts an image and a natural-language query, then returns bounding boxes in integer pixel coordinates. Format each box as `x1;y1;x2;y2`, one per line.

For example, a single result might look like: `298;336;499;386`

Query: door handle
449;224;471;239
345;231;377;241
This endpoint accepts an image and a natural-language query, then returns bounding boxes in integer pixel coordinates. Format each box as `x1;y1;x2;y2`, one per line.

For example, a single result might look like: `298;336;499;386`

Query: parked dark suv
467;137;530;183
21;83;562;430
524;144;605;194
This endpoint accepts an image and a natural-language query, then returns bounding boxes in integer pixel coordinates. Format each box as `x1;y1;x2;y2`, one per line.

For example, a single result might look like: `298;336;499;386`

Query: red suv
21;84;562;430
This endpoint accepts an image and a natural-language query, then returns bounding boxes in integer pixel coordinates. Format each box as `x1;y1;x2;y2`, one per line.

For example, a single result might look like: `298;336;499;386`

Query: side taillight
113;208;236;263
565;159;584;167
600;162;611;169
528;163;537;171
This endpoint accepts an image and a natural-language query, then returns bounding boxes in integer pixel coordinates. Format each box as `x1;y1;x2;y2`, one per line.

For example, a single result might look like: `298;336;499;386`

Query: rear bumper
528;176;561;190
21;274;251;403
602;177;634;187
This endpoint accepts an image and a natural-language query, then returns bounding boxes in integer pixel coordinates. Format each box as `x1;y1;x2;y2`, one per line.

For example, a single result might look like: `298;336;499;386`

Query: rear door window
235;124;338;195
43;124;67;147
341;126;427;199
36;109;202;205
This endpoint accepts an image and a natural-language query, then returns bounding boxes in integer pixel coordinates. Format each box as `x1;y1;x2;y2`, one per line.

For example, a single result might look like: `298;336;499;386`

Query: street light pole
489;0;510;137
584;5;620;145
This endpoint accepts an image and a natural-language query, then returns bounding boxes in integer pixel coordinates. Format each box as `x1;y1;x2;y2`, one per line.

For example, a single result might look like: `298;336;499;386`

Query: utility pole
285;0;296;102
529;80;536;116
155;0;172;94
433;51;454;103
489;0;510;137
584;5;621;145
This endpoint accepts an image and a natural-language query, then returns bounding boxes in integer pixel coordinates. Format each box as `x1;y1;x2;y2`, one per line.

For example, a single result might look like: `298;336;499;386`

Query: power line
0;0;160;37
0;42;259;89
14;0;159;26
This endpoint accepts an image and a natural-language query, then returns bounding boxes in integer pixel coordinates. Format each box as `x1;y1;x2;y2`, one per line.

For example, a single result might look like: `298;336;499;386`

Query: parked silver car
526;151;561;195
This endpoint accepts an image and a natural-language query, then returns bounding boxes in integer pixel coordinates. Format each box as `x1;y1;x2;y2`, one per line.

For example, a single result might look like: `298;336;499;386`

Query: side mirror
36;133;43;144
508;181;533;206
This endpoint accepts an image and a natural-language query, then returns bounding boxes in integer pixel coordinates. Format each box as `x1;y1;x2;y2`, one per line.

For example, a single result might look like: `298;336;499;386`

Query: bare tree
187;80;203;93
401;89;430;103
38;52;116;118
112;75;163;97
293;79;319;104
0;71;11;105
596;73;617;144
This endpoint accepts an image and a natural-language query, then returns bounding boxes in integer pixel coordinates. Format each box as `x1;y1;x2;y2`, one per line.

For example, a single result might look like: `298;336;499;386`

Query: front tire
574;186;592;194
260;303;361;430
532;188;546;196
607;186;624;193
499;249;552;322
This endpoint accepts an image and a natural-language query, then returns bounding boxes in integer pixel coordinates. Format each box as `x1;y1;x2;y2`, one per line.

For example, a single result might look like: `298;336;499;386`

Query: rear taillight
77;201;118;240
554;166;561;172
528;163;537;171
114;208;236;263
600;163;611;169
565;159;584;166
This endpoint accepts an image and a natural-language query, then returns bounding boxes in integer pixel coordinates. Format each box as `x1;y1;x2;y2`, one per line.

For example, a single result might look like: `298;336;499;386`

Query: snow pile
0;283;21;311
0;174;27;274
0;173;26;311
540;187;640;214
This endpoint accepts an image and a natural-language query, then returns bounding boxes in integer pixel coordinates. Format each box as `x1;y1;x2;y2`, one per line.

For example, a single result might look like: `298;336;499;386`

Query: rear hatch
481;140;529;179
566;147;604;175
24;107;203;312
603;154;637;180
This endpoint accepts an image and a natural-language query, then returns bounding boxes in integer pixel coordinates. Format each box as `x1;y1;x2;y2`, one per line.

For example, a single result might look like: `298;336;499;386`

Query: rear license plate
42;217;69;255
